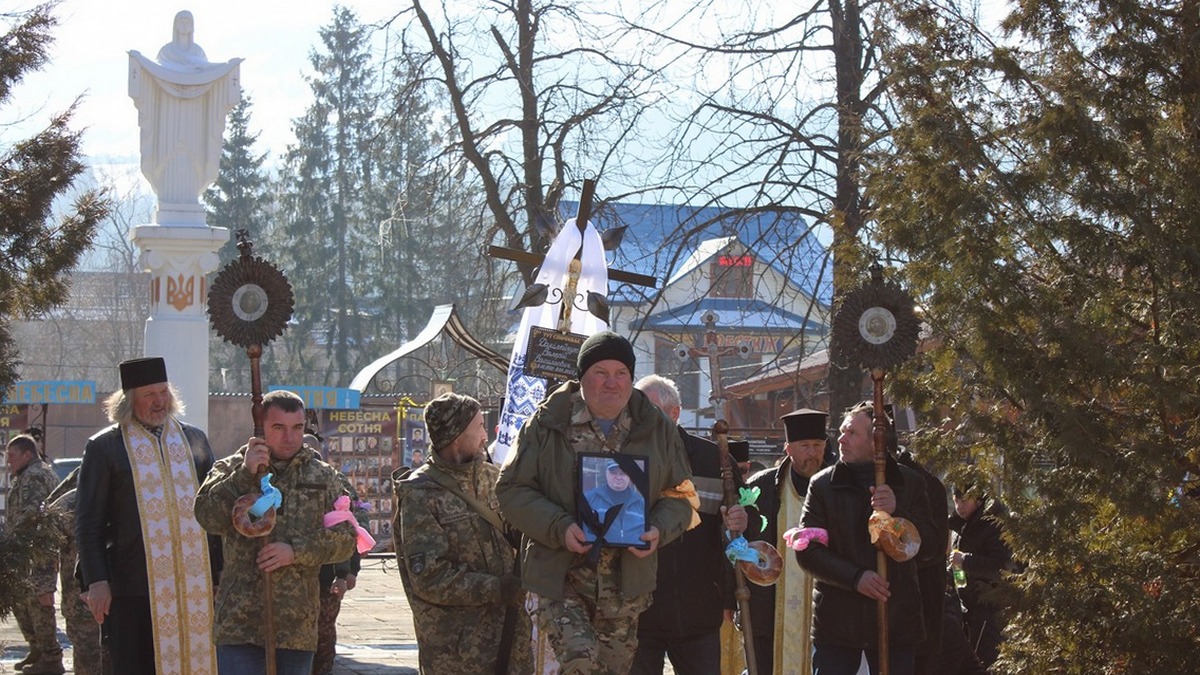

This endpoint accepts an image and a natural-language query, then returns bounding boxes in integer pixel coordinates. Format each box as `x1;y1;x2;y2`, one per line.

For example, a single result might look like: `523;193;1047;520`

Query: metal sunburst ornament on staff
833;262;920;370
208;231;294;350
831;260;920;675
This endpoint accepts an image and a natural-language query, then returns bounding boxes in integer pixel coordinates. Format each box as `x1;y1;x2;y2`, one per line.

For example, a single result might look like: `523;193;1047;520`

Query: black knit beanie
576;330;636;378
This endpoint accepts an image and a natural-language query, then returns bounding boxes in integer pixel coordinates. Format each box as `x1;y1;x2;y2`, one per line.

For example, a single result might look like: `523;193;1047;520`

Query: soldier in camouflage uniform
195;390;357;675
312;467;362;675
497;331;695;675
394;393;532;675
45;468;105;675
5;434;65;675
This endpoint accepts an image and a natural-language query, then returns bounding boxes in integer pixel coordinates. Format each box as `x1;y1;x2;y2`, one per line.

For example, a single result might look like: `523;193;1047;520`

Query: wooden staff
207;230;294;675
248;343;278;675
871;368;889;675
696;313;761;675
715;417;760;675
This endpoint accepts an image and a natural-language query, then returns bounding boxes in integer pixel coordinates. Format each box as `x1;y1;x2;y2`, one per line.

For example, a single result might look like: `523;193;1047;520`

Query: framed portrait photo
577;452;650;549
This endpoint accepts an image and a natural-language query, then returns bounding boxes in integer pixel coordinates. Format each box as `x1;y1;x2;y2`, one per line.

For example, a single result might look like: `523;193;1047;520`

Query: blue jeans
813;643;915;675
216;644;315;675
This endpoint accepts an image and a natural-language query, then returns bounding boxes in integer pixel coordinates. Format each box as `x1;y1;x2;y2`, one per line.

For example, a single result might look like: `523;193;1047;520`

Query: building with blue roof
560;200;832;432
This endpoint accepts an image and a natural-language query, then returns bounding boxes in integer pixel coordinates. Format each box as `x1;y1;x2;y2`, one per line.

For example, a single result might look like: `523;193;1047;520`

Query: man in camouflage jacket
5;434;64;674
195;391;356;674
497;331;695;674
45;467;105;675
394;392;531;674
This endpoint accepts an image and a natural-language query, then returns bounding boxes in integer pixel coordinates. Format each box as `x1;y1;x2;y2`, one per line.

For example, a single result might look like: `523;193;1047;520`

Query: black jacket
638;427;733;637
75;422;219;596
797;455;937;648
896;449;950;657
948;497;1012;611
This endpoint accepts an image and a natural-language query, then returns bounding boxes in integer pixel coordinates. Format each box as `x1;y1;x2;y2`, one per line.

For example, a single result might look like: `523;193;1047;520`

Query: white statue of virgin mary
129;11;243;225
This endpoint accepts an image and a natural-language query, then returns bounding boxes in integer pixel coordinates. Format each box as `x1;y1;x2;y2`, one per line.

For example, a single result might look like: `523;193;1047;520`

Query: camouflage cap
424;393;482;451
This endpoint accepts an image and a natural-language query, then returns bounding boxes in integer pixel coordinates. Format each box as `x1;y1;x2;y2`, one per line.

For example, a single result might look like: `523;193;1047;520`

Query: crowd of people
2;332;1016;675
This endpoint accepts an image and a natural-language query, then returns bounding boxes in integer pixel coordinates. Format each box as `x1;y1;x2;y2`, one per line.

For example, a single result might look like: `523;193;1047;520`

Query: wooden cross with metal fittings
487;178;657;379
677;311;766;675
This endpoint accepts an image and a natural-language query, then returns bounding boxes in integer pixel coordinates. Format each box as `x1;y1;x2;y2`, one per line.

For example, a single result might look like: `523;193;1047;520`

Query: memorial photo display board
319;407;398;548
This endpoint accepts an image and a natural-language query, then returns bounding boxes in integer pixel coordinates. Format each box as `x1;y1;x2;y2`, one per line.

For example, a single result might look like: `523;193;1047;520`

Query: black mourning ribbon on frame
575;453;648;568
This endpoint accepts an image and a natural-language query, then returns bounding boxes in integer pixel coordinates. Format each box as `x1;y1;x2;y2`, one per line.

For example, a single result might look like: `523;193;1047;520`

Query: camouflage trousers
60;567;103;675
531;550;651;675
14;594;63;660
312;586;343;675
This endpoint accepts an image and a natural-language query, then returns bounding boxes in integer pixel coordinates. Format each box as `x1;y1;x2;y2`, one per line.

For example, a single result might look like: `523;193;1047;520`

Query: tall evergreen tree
205;96;272;265
205;95;273;390
273;6;380;385
0;4;110;390
370;38;494;347
874;1;1200;670
367;40;441;346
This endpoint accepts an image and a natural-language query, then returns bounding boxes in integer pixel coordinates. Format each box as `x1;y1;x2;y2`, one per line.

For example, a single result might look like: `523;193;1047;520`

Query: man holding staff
195;390;356;674
743;408;831;674
796;402;935;675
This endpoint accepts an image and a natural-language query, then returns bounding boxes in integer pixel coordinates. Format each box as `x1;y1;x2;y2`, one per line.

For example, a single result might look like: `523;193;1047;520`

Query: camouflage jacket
395;452;525;673
194;444;356;651
7;459;60;593
496;381;693;601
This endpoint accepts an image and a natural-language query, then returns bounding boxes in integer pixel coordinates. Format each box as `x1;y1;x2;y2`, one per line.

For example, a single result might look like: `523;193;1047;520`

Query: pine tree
272;6;380;385
874;1;1200;670
205;96;272;265
0;5;110;390
205;95;273;390
369;39;494;348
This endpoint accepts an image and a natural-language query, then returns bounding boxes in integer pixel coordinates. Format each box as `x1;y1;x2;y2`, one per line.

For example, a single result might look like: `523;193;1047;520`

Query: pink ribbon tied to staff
324;495;377;553
782;526;830;551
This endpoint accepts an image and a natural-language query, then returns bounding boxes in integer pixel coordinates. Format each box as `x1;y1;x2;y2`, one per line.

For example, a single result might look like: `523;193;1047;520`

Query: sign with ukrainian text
3;380;96;404
267;385;360;410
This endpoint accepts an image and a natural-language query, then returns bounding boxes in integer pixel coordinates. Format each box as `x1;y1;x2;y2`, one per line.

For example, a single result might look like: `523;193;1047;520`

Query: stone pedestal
132;225;228;430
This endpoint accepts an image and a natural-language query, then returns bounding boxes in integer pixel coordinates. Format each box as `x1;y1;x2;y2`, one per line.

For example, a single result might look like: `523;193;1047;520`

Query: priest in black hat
75;357;219;675
744;408;833;675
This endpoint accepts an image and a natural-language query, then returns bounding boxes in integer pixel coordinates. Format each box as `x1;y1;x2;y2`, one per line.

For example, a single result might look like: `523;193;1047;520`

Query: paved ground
0;555;696;674
0;555;419;674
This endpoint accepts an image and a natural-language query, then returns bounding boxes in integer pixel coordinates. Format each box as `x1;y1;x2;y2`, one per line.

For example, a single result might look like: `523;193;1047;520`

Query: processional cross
207;230;295;675
677;312;772;675
487;178;657;380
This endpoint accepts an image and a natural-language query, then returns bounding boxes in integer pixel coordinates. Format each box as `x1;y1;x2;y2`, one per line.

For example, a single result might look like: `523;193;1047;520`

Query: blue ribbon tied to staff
249;473;282;518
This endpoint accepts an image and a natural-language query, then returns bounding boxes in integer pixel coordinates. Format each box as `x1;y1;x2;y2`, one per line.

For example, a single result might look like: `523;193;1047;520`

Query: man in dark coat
631;375;747;675
949;485;1013;667
797;402;937;675
75;357;219;675
744;408;832;675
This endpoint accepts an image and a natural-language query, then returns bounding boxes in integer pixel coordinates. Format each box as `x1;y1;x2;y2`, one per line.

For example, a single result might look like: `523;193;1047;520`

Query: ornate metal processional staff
207;229;295;675
831;262;920;675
